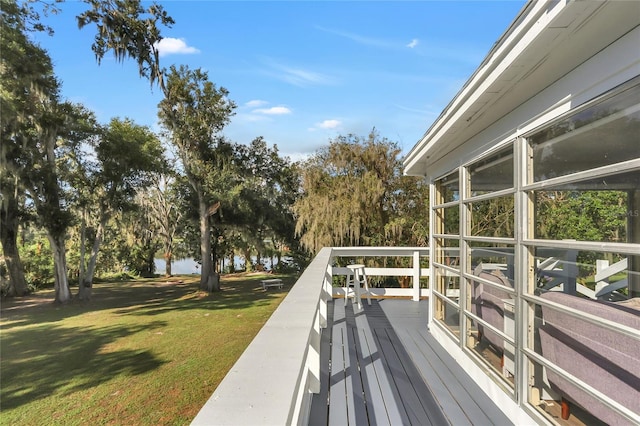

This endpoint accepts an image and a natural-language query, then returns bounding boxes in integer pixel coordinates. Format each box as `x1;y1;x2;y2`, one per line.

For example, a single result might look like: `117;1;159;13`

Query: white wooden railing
191;246;430;425
538;252;630;300
594;258;629;298
330;246;430;301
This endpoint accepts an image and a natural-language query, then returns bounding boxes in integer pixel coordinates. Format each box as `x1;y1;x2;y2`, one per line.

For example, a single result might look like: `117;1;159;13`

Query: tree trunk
2;237;29;297
164;251;172;277
78;216;106;301
0;189;29;296
198;197;219;291
228;253;235;273
48;233;71;304
144;246;156;277
213;246;219;273
78;209;87;293
243;248;253;272
77;278;92;301
87;219;104;284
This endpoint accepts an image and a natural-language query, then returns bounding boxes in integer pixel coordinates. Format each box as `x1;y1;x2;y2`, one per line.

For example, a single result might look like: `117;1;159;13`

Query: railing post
320;261;332;328
413;250;421;301
307;309;321;394
565;249;578;294
595;259;609;295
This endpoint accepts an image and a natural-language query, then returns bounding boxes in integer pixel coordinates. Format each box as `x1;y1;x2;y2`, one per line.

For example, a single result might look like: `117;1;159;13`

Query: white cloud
261;58;333;87
316;26;422;52
316;26;394;49
154;38;200;57
407;39;419;49
285;152;312;163
253;106;292;115
245;99;268;108
393;103;436;115
317;119;341;129
277;65;330;87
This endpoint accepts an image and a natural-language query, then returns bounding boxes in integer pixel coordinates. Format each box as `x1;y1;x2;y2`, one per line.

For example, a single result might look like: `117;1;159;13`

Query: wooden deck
309;299;514;425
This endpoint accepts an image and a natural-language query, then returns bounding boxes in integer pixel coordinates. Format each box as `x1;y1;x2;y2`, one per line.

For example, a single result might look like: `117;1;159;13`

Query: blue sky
33;1;526;161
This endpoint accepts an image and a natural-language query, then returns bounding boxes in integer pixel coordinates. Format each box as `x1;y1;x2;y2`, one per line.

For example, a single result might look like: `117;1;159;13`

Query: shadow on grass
0;321;167;410
114;276;295;318
0;274;295;411
1;274;295;328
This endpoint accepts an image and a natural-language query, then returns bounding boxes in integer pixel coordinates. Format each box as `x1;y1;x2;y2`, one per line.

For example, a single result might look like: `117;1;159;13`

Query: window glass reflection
468;196;515;238
465;275;516;388
530;294;640;425
469;145;514;196
434;206;459;234
436;171;459;204
534;189;632;243
532;248;638;300
468;244;515;286
435;294;460;338
529;83;640;182
434;238;460;268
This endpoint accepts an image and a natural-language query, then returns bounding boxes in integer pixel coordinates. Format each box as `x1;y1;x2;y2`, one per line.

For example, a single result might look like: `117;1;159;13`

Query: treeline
0;0;431;303
1;0;298;302
3;1;624;304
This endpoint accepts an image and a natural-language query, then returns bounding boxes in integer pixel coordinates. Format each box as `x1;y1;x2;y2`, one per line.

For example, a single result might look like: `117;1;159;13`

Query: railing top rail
191;247;333;425
331;246;430;256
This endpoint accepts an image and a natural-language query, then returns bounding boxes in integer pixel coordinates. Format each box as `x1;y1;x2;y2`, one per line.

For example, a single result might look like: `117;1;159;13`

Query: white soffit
403;1;640;177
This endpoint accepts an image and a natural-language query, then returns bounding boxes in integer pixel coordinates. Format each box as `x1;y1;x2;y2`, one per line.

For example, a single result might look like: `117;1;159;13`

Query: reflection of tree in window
470;197;514;238
443;206;459;235
535;191;627;242
536;191;629;278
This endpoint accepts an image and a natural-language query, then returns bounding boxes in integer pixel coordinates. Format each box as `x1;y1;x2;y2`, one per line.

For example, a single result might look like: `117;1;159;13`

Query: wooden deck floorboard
344;311;369;424
310;298;514;426
404;327;512;425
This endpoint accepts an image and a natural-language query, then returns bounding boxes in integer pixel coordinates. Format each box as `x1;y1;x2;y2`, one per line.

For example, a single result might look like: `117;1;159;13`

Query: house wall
421;16;640;426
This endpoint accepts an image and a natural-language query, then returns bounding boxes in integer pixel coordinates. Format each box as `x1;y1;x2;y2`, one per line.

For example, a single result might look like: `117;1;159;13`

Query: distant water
154;256;276;275
154;258;201;275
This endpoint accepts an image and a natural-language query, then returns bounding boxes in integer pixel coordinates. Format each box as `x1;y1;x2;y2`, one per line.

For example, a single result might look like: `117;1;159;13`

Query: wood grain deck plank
319;299;513;426
344;307;369;424
412;327;513;425
328;303;349;425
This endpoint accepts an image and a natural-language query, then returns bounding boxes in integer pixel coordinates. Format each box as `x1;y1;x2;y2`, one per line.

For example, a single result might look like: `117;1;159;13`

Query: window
469;146;514;195
430;79;640;422
524;79;640;425
529;83;640;182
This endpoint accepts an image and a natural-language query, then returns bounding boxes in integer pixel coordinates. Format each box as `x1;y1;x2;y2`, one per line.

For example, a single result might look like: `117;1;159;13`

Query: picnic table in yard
260;278;283;290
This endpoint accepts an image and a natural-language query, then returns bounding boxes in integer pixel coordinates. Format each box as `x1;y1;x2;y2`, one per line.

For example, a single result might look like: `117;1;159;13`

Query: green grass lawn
0;273;294;425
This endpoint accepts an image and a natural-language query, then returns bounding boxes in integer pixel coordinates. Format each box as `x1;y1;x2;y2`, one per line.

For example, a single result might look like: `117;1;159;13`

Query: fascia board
403;1;568;176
